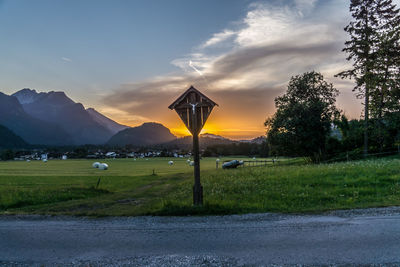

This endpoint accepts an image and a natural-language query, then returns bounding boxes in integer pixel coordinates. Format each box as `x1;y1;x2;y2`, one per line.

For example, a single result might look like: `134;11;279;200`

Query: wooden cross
169;86;218;205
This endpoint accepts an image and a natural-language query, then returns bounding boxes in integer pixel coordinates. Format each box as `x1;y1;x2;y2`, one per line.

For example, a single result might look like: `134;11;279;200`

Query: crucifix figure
190;103;198;113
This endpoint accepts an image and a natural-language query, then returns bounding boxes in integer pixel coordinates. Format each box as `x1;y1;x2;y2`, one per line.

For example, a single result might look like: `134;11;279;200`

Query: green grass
159;157;400;215
1;156;400;216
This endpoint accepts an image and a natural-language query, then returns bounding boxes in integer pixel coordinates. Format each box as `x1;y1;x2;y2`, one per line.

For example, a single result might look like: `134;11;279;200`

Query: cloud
61;57;72;62
294;0;318;16
102;0;361;138
200;30;236;49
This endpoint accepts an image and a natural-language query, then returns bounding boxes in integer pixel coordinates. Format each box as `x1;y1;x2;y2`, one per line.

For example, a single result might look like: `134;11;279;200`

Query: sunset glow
1;0;391;139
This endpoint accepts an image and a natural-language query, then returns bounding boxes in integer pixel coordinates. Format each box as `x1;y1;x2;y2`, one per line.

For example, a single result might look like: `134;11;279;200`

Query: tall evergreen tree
370;0;400;149
337;0;379;157
337;0;400;154
371;0;399;113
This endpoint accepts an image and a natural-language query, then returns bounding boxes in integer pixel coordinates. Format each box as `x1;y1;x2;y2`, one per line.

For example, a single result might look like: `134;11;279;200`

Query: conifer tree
337;0;377;157
372;0;400;117
337;0;400;155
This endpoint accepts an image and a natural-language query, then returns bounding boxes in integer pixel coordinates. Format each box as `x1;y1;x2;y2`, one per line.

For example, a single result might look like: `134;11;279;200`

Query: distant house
62;155;67;160
105;152;117;158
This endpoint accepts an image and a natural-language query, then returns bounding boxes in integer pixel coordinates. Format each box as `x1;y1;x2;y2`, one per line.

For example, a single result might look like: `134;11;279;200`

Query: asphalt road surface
2;207;400;266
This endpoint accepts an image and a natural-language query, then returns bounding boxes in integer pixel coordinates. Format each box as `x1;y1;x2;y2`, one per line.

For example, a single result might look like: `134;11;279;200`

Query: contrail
189;60;211;89
189;60;203;76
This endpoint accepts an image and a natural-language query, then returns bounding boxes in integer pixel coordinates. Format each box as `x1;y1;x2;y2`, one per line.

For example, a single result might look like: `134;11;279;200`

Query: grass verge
1;157;400;216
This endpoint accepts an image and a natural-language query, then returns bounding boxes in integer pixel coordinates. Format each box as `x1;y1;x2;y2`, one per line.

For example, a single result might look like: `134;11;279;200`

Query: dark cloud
212;41;341;75
101;14;358;137
103;39;342;122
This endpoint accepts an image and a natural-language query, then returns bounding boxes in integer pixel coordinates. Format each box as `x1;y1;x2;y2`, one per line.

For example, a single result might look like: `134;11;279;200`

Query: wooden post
193;133;203;206
96;177;101;189
192;106;203;206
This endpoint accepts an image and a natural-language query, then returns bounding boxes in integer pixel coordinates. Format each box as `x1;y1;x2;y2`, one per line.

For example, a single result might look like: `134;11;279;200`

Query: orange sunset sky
0;0;371;139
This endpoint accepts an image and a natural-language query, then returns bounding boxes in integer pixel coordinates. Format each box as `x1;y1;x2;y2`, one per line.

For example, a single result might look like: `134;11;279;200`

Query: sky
1;0;399;139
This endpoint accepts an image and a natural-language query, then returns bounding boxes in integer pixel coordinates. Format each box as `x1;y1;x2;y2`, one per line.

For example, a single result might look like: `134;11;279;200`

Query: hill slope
86;108;128;134
163;134;235;149
0;92;73;145
107;122;176;146
0;124;29;149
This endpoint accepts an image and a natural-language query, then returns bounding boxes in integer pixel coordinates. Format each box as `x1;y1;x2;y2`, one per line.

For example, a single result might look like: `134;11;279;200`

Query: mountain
11;88;46;104
12;89;114;145
86;108;128;134
163;133;235;149
107;122;176;146
200;133;230;140
0;124;29;149
239;136;266;144
0;92;73;145
250;136;266;144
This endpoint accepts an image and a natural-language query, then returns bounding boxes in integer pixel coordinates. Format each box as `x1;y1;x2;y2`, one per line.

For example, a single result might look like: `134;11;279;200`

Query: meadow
1;156;400;216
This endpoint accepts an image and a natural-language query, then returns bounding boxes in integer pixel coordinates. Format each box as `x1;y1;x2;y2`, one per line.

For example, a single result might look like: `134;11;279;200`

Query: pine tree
337;0;378;157
337;0;400;155
372;0;400;117
370;0;400;150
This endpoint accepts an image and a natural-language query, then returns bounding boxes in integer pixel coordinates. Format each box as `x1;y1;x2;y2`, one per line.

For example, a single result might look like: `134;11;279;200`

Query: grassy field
1;156;400;216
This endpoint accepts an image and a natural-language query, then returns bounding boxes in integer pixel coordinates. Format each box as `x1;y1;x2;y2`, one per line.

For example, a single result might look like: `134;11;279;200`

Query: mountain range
0;88;262;148
0;88;130;146
0;88;177;146
0;91;72;145
11;89;128;145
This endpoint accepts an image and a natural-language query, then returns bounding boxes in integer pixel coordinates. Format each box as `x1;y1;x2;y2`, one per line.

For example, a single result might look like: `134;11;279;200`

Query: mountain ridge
12;88;116;145
86;108;128;135
0;92;73;145
107;122;176;146
2;88;261;147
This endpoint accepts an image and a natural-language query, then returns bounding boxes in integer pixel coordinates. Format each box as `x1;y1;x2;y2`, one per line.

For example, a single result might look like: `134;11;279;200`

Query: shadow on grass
1;187;110;210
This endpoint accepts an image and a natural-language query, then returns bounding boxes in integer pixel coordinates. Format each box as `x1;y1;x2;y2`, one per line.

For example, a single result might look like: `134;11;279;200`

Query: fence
218;150;400;170
218;158;303;169
240;159;277;167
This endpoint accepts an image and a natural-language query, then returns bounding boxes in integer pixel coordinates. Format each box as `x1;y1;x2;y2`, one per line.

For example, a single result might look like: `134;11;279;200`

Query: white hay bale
168;160;174;165
92;162;101;168
189;161;194;166
99;163;108;170
42;159;47;162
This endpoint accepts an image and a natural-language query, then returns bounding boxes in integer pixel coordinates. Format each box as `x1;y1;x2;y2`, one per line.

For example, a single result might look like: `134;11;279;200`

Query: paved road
2;208;400;266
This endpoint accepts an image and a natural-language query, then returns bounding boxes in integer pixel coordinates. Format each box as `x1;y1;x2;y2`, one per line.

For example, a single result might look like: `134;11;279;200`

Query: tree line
265;0;400;162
